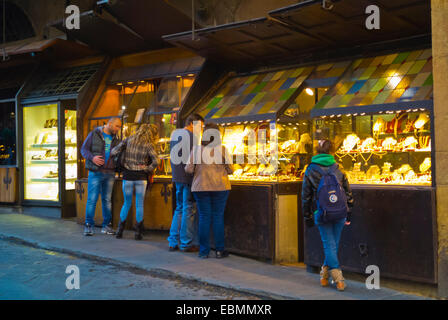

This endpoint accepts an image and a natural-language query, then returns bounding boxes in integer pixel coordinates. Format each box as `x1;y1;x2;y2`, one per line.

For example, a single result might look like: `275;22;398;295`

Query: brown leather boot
330;268;346;291
320;266;330;287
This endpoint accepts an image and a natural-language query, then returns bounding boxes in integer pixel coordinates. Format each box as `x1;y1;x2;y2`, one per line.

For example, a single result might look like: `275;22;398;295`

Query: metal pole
192;0;195;41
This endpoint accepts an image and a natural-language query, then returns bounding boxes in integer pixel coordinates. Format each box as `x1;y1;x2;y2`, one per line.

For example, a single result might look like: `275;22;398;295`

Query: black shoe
135;221;144;240
169;246;179;252
198;253;209;259
215;250;229;259
116;220;126;239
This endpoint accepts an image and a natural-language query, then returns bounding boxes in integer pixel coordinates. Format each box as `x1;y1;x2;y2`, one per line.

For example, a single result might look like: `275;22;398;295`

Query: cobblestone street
0;239;260;300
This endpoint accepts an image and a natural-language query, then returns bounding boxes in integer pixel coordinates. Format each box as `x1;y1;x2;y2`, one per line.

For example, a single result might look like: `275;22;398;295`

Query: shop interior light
127;81;134;85
346;114;351;116
176;75;182;78
162;118;166;122
361;113;366;116
121;105;126;110
237;122;241;124
305;88;314;96
250;121;255;124
353;113;358;116
407;109;412;112
117;82;123;86
389;76;402;88
413;109;418;112
187;74;195;77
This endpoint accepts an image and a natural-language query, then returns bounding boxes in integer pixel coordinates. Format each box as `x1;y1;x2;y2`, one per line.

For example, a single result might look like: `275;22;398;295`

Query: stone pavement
0;212;431;300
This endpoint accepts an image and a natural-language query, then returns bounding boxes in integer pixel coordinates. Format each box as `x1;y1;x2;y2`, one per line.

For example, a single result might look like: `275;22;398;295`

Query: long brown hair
129;123;158;146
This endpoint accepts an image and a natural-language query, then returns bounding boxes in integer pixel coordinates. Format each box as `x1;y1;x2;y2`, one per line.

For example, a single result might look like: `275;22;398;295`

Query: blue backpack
311;163;348;223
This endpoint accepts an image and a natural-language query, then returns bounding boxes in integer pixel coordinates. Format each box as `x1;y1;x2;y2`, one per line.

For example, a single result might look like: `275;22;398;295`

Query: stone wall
8;0;96;42
431;0;448;299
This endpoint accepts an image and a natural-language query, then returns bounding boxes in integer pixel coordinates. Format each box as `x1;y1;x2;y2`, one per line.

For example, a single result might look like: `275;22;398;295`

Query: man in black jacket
81;117;121;236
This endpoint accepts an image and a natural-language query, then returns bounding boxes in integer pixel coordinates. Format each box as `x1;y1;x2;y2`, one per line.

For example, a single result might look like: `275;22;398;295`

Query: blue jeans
119;180;147;224
193;191;230;256
85;171;115;227
168;183;198;250
315;215;346;270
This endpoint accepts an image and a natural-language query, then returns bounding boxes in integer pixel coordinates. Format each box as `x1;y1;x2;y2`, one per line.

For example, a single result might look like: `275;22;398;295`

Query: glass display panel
223;120;312;183
65;110;77;190
113;76;195;178
0;102;16;166
23;104;59;201
314;110;432;186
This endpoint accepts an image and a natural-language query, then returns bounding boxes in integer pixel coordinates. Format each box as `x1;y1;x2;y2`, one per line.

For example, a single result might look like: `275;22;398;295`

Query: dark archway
0;1;35;43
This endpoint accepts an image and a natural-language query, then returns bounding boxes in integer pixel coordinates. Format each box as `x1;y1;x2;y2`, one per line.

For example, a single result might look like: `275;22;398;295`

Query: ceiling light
305;88;314;96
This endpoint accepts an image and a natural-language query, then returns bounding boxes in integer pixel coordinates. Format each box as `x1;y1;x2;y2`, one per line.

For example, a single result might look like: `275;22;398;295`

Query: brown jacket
185;145;233;192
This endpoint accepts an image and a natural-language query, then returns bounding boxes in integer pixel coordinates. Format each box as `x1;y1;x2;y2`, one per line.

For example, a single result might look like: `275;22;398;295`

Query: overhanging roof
101;0;193;49
163;0;431;67
51;0;194;56
0;38;97;60
163;17;323;67
108;56;205;84
22;63;102;101
270;0;431;49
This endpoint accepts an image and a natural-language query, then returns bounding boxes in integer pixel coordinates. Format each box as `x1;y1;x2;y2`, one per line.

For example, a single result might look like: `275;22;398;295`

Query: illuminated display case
195;63;345;182
314;110;432;186
89;74;196;178
311;48;434;187
218;121;312;182
23;104;77;201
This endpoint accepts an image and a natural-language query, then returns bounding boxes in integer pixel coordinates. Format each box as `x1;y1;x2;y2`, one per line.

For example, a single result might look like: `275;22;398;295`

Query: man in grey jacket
81;117;122;236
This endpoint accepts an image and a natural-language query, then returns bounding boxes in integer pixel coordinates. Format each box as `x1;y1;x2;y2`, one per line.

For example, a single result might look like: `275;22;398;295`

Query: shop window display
314;110;432;186
90;75;196;178
23;104;77;201
0;102;16;166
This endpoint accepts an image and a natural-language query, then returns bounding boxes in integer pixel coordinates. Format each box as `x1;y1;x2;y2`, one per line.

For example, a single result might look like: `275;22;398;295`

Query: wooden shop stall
306;47;437;284
16;46;105;218
164;0;434;274
0;64;32;205
178;60;359;263
0;38;101;217
75;51;212;231
264;0;436;283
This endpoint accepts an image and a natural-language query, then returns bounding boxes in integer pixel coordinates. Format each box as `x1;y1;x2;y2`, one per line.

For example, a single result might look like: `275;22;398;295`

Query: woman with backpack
111;123;159;240
302;139;354;291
